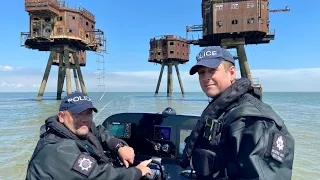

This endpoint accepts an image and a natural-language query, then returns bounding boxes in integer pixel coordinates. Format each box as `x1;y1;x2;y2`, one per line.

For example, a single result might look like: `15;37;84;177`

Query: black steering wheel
135;159;165;180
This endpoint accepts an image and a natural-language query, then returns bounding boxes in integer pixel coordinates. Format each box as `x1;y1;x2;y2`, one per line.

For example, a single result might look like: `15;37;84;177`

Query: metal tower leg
57;53;65;100
167;64;173;97
174;64;185;97
236;45;252;81
37;51;54;101
73;53;87;95
73;68;80;92
155;63;165;96
64;45;72;94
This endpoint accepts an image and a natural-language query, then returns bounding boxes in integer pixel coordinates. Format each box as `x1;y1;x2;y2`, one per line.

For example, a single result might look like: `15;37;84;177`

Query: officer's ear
229;65;236;83
58;111;65;123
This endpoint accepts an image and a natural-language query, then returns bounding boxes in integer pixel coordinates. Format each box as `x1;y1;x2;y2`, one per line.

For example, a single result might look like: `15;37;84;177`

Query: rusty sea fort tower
184;0;289;97
148;35;190;97
21;0;106;101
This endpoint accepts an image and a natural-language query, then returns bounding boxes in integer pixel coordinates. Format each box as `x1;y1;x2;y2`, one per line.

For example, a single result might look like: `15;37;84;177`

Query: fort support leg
64;45;72;94
167;64;173;97
155;63;165;96
73;68;80;92
57;53;65;100
37;51;54;101
236;45;252;81
73;53;87;95
175;64;185;97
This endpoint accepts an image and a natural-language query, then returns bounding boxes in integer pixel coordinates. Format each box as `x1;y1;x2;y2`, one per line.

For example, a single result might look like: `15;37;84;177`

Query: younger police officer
181;47;294;180
26;92;151;180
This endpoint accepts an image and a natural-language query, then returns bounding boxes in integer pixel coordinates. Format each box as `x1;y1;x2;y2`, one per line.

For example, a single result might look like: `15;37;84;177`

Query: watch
115;142;125;152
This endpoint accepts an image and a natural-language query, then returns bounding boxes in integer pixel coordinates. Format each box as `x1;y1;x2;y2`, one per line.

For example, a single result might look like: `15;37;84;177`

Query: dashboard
102;112;199;161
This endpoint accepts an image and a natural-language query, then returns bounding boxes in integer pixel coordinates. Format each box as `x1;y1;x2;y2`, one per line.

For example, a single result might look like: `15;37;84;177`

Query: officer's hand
135;159;152;176
118;146;135;168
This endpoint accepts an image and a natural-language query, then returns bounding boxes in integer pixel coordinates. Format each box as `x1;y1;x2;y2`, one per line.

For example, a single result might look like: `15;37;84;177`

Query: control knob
154;143;161;151
161;144;170;153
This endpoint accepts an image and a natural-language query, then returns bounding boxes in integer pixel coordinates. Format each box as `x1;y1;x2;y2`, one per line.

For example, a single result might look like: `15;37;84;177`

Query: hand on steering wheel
136;159;152;177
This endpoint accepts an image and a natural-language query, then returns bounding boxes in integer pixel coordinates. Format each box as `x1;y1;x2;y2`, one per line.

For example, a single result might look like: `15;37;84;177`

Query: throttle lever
149;159;165;180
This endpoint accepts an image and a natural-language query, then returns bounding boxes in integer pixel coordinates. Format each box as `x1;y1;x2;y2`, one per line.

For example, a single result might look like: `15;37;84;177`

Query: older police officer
26;92;151;180
181;46;294;180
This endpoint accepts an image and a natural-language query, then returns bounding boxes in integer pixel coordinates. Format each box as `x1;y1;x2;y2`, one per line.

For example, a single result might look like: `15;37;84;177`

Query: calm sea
0;92;319;180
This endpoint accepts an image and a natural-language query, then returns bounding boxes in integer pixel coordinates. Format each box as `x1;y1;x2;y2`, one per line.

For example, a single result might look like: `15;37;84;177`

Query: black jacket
220;93;294;179
183;78;294;180
26;115;142;180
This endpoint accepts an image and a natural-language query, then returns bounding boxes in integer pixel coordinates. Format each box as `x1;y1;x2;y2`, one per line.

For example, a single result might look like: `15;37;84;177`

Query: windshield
92;92;209;125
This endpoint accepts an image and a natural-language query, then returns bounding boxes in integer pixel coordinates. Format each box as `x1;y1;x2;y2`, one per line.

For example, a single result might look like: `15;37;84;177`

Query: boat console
102;111;200;180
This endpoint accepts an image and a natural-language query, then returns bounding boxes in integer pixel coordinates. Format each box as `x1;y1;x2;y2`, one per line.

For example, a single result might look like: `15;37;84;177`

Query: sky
0;0;319;92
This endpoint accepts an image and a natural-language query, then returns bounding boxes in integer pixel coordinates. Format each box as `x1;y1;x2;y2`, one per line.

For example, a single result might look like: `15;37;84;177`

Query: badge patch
270;132;287;163
72;154;96;177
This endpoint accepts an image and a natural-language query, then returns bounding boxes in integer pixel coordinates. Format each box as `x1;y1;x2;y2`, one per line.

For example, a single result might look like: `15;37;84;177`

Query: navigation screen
154;126;171;140
108;123;125;137
179;129;192;154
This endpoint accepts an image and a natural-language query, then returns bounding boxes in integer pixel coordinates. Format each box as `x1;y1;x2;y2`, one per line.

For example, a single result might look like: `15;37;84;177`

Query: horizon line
0;91;319;93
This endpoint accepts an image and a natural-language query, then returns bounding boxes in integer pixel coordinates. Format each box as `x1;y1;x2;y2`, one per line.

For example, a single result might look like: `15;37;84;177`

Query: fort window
72;16;76;20
170;42;174;45
216;20;223;27
231;4;239;9
158;52;161;55
45;29;51;33
57;16;63;21
259;19;264;24
232;19;238;24
86;33;89;38
68;29;73;33
91;25;94;29
57;27;63;33
33;17;39;20
170;51;174;54
247;18;255;24
216;4;223;10
247;2;255;8
45;17;51;22
86;22;89;26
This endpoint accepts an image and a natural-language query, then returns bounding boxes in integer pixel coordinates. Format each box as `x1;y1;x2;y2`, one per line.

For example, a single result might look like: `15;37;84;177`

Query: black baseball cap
189;46;235;75
59;92;98;114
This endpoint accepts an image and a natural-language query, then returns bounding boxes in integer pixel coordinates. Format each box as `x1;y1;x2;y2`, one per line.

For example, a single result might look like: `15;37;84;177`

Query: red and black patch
72;154;96;177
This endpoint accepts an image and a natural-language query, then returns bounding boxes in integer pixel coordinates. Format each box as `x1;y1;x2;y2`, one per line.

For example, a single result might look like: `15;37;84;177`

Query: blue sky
0;0;319;92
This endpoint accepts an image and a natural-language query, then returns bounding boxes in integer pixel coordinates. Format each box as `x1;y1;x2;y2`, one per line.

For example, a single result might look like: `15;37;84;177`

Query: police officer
26;92;152;180
180;47;294;180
